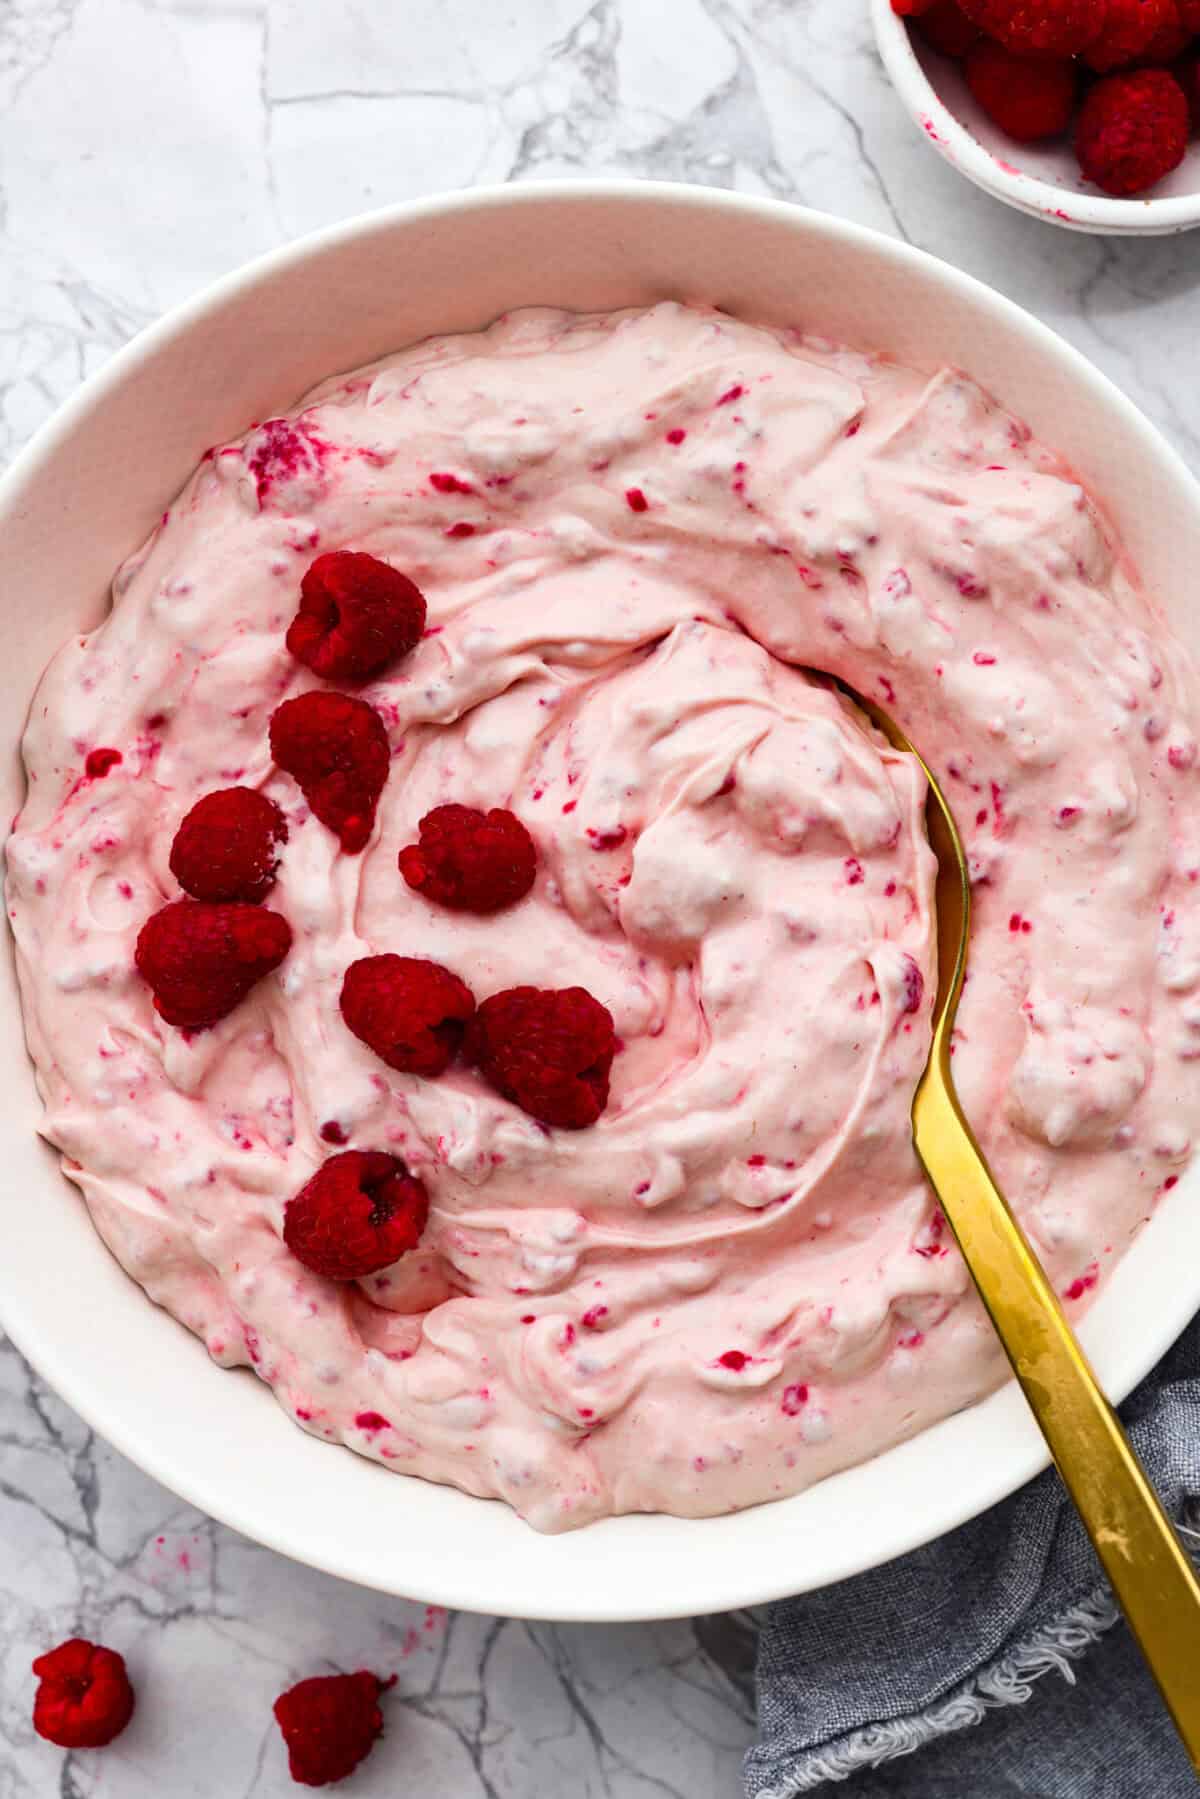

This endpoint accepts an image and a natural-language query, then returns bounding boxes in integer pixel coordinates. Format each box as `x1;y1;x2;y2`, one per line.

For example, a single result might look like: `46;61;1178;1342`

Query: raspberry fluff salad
9;301;1200;1533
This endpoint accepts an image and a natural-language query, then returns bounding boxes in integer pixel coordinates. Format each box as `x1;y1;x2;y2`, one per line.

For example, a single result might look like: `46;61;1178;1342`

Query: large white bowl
2;182;1199;1623
873;0;1200;236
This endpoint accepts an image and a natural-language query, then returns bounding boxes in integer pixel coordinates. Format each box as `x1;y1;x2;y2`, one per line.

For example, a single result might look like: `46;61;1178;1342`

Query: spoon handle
914;1071;1200;1769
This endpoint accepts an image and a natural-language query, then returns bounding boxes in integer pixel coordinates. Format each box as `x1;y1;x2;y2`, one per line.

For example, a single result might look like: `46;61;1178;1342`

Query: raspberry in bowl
3;185;1200;1623
875;0;1200;232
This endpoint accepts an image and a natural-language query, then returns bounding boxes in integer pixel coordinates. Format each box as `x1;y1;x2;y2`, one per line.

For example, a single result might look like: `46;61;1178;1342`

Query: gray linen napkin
747;1313;1200;1797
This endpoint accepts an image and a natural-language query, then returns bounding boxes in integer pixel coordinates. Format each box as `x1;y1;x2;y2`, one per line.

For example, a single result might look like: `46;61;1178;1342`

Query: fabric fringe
756;1586;1121;1798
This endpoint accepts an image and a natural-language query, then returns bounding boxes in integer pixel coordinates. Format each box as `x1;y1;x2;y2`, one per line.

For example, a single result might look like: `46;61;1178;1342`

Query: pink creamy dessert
8;302;1200;1532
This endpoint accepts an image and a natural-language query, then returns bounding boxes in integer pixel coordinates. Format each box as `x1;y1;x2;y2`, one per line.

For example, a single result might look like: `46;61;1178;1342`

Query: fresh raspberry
465;985;617;1130
1143;1;1192;59
966;41;1077;137
1086;0;1176;69
272;1670;393;1787
1076;68;1189;193
340;954;476;1076
284;1150;429;1280
915;0;984;55
957;0;1105;55
169;787;288;903
32;1639;135;1749
1179;0;1200;26
286;551;426;685
136;899;292;1029
399;804;537;914
270;691;390;854
1176;51;1200;126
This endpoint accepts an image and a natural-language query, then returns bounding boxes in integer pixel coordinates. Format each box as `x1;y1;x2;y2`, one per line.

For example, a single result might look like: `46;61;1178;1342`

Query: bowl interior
2;183;1200;1621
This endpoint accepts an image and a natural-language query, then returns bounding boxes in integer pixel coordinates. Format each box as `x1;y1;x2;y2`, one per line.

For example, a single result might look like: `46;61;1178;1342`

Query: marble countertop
2;1;1198;1793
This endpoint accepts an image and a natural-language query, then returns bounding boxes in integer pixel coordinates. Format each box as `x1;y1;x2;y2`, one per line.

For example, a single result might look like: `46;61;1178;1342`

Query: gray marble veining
1;0;1197;1791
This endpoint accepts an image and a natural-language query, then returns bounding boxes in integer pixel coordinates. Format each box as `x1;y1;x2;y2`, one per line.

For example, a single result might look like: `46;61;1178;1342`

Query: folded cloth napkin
747;1312;1200;1798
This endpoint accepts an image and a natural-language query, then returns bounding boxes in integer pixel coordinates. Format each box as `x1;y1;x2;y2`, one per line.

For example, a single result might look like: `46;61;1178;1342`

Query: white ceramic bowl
873;0;1200;234
2;182;1200;1623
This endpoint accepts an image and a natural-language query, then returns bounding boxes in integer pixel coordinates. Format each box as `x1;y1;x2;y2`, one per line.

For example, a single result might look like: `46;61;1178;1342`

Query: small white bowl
873;0;1200;234
3;182;1200;1622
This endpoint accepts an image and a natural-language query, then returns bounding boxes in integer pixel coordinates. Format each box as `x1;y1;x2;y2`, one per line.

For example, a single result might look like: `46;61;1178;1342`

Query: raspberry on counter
273;1670;394;1787
32;1639;135;1750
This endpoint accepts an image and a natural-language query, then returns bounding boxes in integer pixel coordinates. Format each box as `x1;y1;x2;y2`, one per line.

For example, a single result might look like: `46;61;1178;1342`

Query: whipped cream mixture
9;303;1200;1531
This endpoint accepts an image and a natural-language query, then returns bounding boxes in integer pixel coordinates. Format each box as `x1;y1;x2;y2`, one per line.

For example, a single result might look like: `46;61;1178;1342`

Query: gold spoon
848;685;1200;1769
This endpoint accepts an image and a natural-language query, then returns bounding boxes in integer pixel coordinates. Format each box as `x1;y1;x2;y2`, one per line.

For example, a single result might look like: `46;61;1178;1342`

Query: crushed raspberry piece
32;1638;135;1749
273;1670;393;1787
1076;68;1188;194
465;985;617;1130
246;418;329;510
587;824;628;851
900;956;926;1014
270;691;390;853
286;551;426;685
719;1349;749;1371
136;899;292;1029
399;804;537;914
355;1410;391;1432
966;42;1077;139
915;0;984;53
892;0;940;12
169;787;288;903
1064;1262;1100;1302
625;487;649;513
957;0;1105;54
1085;0;1176;70
85;747;122;779
341;954;476;1076
284;1150;429;1280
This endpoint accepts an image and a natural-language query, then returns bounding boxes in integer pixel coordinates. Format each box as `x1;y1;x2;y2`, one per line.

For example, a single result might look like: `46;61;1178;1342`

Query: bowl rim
4;177;1200;1620
871;0;1200;236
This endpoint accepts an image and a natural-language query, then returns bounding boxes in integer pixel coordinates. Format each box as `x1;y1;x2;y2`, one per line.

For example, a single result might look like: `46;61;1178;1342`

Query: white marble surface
2;0;1199;1793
